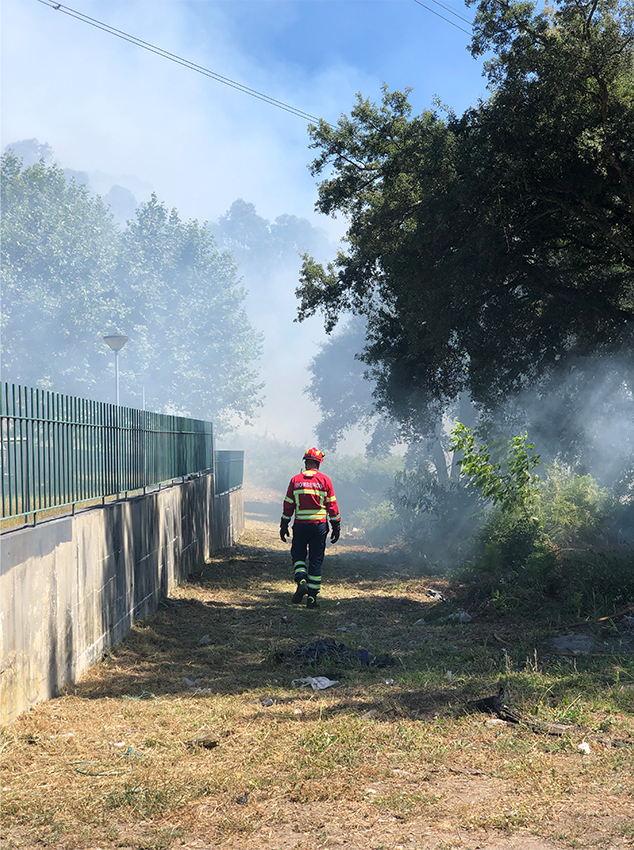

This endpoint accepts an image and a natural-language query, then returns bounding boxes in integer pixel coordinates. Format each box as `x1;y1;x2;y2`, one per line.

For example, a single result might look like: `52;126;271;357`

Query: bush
476;508;544;572
389;465;482;567
451;426;634;617
538;464;613;548
348;500;402;547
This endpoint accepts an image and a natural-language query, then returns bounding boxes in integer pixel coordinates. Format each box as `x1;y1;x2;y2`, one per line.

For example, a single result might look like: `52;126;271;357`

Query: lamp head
103;333;129;351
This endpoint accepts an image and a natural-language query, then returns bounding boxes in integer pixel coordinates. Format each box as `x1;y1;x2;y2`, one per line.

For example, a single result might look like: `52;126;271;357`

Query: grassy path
2;518;633;849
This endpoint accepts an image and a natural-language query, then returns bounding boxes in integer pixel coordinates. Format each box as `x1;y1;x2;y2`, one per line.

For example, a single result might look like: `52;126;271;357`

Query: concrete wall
0;474;244;726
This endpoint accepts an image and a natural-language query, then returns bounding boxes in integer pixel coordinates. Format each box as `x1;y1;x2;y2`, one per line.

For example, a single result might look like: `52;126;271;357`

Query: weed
470;804;535;830
372;791;440;819
105;784;183;817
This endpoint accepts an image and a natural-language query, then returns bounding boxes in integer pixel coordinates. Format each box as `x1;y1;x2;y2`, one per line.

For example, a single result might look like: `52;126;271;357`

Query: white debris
577;742;591;755
291;676;340;691
413;618;426;626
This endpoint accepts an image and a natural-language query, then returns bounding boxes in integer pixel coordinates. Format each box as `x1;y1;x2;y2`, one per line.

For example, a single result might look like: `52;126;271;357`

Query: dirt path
2;517;633;850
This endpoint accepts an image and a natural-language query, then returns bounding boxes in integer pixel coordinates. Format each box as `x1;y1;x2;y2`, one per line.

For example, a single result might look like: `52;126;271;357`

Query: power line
428;0;473;25
412;0;473;35
35;0;332;127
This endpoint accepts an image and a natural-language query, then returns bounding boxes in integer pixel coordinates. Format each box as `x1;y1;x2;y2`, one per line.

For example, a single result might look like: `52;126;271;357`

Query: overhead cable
428;0;473;25
412;0;473;35
35;0;332;127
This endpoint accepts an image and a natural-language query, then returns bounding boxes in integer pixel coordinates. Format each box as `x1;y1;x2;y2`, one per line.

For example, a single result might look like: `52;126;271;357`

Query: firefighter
280;447;341;609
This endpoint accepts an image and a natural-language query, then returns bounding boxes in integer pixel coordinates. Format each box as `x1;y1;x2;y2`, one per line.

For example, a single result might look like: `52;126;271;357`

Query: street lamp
103;333;128;407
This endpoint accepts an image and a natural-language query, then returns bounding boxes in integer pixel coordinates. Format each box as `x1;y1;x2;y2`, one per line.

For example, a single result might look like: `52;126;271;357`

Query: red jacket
282;469;341;524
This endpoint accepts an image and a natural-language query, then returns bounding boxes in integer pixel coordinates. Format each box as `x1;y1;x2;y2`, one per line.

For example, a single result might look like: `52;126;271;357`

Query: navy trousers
291;522;328;597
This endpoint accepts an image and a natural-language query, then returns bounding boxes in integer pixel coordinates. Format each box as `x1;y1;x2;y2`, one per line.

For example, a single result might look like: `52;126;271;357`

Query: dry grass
2;517;634;850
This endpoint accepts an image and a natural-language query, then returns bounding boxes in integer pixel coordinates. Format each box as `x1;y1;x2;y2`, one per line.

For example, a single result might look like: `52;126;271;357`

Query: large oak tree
297;0;634;439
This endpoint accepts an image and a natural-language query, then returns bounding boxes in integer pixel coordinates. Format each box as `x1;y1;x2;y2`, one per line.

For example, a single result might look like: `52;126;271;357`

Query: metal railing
1;382;242;525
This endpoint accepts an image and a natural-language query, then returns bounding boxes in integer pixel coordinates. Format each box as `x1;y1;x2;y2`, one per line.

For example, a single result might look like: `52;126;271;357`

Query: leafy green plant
449;424;544;572
449;427;633;618
449;423;541;513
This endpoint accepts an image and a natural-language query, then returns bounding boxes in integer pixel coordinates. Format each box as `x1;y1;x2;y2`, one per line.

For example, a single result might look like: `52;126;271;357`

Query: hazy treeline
1;150;264;430
1;140;337;436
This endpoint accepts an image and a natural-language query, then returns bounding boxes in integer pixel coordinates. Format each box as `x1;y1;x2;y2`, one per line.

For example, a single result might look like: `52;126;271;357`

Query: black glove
280;517;291;542
330;519;340;544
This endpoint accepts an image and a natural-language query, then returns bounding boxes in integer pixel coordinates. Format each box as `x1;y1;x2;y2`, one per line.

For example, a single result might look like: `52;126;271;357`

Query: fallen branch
550;603;634;630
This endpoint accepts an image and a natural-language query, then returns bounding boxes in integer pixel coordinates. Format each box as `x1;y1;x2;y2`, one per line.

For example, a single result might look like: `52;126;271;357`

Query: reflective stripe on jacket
282;469;341;524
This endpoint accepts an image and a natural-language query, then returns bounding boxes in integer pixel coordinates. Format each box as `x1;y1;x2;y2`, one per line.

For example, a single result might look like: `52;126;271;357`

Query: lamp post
103;333;128;407
103;333;128;498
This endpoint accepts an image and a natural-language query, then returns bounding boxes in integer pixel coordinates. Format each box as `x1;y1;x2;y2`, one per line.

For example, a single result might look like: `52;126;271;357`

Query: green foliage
118;194;263;429
449;423;541;512
327;453;405;544
447;426;633;612
306;316;399;456
297;0;634;437
1;153;263;428
211;199;331;273
326;452;404;518
476;507;545;572
538;463;614;548
389;462;482;566
347;500;400;547
1;153;121;396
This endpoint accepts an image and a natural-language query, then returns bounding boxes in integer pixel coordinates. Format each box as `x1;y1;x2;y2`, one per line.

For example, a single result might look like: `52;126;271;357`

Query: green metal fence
214;450;244;495
1;382;243;524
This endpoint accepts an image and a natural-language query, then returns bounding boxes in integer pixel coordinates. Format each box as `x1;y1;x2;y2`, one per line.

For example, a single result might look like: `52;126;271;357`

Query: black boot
292;578;308;604
306;595;319;609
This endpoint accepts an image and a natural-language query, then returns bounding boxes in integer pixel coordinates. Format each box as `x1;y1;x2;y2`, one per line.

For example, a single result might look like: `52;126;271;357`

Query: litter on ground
291;676;340;691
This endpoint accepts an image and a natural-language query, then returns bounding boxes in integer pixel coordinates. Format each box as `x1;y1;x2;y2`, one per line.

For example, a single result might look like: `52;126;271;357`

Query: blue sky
2;0;488;446
2;0;486;229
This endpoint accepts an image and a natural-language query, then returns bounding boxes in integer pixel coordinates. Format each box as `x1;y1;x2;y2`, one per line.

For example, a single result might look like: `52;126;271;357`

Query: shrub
451;425;634;617
538;463;613;548
389;465;482;567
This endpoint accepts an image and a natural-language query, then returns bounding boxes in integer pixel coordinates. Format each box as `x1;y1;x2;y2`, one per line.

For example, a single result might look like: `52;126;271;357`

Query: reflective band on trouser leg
306;522;328;597
307;573;321;595
291;529;309;582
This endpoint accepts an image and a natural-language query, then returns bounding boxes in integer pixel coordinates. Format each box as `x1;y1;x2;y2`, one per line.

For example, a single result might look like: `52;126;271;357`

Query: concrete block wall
0;474;244;726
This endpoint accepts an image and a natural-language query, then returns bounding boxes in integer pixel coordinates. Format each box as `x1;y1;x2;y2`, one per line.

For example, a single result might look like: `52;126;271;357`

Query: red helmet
303;447;325;464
